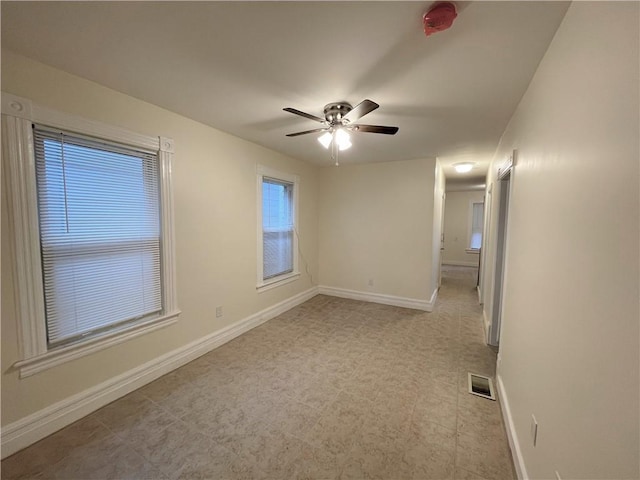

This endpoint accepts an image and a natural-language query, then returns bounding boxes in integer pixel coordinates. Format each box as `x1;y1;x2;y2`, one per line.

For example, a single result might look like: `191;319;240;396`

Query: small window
469;201;484;250
262;178;294;279
257;167;299;290
33;126;163;347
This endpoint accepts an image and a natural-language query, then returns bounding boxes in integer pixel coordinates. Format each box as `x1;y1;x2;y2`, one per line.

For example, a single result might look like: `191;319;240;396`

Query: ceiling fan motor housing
423;2;457;37
324;102;353;124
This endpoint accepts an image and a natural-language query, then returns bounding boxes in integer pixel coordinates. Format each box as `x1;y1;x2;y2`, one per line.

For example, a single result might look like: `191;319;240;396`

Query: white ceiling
2;1;569;179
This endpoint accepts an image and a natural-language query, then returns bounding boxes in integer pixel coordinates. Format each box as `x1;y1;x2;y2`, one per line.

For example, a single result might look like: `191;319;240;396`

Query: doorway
439;191;446;288
489;166;512;346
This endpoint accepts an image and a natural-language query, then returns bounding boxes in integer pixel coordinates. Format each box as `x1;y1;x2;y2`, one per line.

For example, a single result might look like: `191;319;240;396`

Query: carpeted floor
2;265;515;479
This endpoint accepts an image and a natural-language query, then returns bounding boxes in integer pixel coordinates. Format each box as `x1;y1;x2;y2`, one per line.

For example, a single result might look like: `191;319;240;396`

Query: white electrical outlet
531;415;538;446
215;306;223;318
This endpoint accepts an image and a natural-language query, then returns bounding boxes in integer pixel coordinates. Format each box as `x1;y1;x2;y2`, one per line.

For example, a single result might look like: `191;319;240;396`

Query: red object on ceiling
423;2;458;37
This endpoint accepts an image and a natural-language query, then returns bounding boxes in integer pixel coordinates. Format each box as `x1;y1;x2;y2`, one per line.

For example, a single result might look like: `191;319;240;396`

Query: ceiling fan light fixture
454;162;475;173
338;139;352;151
318;131;333;149
285;100;397;160
318;129;352;151
335;129;351;151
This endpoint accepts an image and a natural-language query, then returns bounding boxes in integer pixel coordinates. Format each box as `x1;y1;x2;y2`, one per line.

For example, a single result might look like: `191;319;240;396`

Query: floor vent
468;373;496;401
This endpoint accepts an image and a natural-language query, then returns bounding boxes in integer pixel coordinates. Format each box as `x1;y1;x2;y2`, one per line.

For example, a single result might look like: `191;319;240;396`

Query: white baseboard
442;261;479;267
1;287;319;459
496;374;528;480
482;309;491;345
428;288;438;309
318;285;435;312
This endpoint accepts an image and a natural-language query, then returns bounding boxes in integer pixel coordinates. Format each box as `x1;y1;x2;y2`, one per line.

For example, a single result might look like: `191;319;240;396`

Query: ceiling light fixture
317;129;352;151
454;162;474;173
334;129;352;151
318;131;333;149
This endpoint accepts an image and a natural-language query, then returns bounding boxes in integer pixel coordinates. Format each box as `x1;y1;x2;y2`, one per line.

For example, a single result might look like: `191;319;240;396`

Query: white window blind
470;202;484;249
34;126;162;347
262;177;293;280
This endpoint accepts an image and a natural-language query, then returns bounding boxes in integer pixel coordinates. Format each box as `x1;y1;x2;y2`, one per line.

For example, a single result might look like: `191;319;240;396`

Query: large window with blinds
3;94;178;374
257;166;299;289
34;126;163;347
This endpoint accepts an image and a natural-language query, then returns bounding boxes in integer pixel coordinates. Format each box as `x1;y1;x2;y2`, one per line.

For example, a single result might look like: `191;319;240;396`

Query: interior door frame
478;185;492;303
489;152;515;346
439;191;446;288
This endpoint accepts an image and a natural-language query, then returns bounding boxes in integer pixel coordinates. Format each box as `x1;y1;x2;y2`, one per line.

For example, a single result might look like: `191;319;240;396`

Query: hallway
2;266;515;479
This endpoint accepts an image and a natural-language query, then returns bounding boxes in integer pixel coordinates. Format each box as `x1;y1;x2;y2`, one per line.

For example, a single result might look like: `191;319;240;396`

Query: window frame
466;200;484;254
2;93;180;378
256;165;300;292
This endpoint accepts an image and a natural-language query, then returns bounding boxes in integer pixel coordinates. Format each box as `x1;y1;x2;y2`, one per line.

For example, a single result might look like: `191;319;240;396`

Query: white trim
1;115;48;358
257;164;299;184
496;374;528;480
489;157;515;347
429;287;438;309
479;185;492;307
2;92;179;365
477;285;482;304
482;309;491;345
442;261;479;267
318;285;435;312
158;138;178;315
497;150;516;181
465;248;481;255
0;92;161;152
496;152;516;350
158;136;175;154
257;271;301;293
1;287;319;459
33;105;160;150
2;93;33;120
15;311;181;379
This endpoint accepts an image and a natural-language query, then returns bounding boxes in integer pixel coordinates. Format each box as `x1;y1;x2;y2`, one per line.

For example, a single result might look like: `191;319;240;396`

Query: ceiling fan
283;99;399;154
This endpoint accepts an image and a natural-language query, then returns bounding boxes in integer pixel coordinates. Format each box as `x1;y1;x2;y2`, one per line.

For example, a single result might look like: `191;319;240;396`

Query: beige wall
481;2;639;478
442;190;484;267
318;158;437;302
1;51;320;425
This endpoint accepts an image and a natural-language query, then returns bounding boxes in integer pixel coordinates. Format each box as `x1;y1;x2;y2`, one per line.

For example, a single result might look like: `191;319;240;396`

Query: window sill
14;310;181;378
466;248;481;254
257;271;300;293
